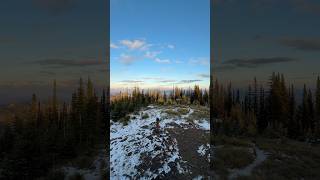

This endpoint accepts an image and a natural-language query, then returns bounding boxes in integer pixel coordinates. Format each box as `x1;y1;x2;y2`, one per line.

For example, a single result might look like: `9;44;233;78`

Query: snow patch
197;144;208;156
194;119;210;131
193;175;204;180
110;105;209;179
110;106;190;179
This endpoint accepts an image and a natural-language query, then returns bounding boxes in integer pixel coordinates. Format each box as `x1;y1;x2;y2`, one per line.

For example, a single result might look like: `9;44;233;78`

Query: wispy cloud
223;57;297;67
34;58;103;67
118;54;139;65
197;73;210;78
120;80;144;83
119;39;149;50
215;65;237;72
154;58;171;64
112;38;175;65
144;51;161;59
278;37;320;51
188;57;209;65
144;51;171;64
178;79;202;84
159;79;176;83
167;44;175;49
110;43;119;49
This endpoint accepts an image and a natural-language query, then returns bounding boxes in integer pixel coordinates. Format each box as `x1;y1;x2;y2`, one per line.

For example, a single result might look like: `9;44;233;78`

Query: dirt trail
228;145;269;179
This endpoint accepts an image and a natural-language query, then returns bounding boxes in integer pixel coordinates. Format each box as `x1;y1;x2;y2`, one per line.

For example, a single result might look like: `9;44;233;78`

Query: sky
110;0;210;93
2;0;319;104
214;0;320;90
0;0;107;104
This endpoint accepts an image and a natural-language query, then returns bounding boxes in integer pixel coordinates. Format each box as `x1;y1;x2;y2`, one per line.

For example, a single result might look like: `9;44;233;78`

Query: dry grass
141;113;149;119
248;138;320;179
164;109;180;117
215;146;255;169
177;108;189;115
119;115;130;125
213;136;320;179
214;135;252;147
189;109;209;120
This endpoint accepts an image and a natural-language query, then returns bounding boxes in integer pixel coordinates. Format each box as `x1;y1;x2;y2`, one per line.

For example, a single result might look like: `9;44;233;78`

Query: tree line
111;85;209;121
211;72;320;141
0;78;107;179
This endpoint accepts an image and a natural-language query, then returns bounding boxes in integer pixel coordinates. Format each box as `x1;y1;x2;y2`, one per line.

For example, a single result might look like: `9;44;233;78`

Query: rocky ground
110;105;210;179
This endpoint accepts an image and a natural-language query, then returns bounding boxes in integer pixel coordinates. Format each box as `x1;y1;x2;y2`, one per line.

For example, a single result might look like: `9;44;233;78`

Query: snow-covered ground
110;105;210;179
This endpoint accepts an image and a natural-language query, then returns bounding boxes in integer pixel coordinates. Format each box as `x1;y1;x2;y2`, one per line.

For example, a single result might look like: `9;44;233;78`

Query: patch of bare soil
168;126;210;179
135;127;189;179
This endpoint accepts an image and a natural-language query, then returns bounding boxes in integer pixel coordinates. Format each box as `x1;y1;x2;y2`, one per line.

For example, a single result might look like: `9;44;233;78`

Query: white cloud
140;43;153;51
110;43;119;49
188;57;209;65
168;44;175;49
118;54;138;65
114;38;173;65
154;58;171;64
144;51;171;64
144;51;161;59
175;60;183;64
119;39;146;50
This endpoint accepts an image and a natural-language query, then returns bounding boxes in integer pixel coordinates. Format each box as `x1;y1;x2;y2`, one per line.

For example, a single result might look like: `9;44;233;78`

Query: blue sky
110;0;210;91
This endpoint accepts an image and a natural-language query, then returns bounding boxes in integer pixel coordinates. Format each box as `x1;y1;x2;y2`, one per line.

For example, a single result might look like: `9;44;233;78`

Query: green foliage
213;73;320;141
110;85;209;122
0;78;107;179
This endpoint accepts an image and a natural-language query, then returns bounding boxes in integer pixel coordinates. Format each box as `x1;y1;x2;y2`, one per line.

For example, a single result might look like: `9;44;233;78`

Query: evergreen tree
315;76;320;136
288;85;297;138
52;80;58;123
253;77;258;114
307;89;315;134
31;93;38;122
